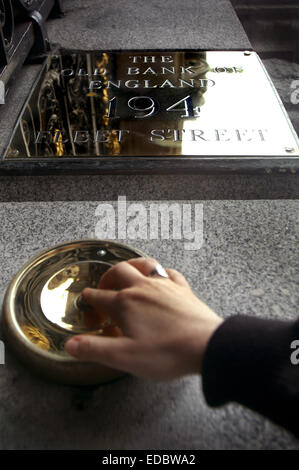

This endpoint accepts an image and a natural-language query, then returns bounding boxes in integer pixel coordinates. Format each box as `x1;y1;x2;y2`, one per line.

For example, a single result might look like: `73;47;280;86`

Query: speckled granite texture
262;58;299;137
0;200;298;450
0;0;298;451
46;0;251;51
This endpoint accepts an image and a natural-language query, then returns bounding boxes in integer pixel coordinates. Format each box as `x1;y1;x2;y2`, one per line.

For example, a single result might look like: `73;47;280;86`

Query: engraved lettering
127;67;140;75
106;97;119;119
190;130;207;141
128;96;158;118
215;129;230;141
144;80;158;88
74;131;89;144
211;66;243;73
129;56;142;63
89;80;103;90
166;95;195;118
125;80;140;88
150;129;165;141
179;79;195;88
143;67;157;75
167;129;185;141
161;56;173;63
198;79;215;87
148;129;268;143
35;131;52;144
180;66;195;74
129;55;173;64
86;78;215;89
107;80;121;89
160;79;175;88
94;130;110;143
93;68;106;76
161;67;175;74
143;56;156;63
236;129;252;141
61;68;74;77
116;130;130;142
78;68;88;76
53;130;69;144
215;67;226;73
258;129;267;141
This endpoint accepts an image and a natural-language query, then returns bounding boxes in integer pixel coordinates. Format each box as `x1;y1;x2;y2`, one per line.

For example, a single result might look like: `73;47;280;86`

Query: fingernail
65;337;80;357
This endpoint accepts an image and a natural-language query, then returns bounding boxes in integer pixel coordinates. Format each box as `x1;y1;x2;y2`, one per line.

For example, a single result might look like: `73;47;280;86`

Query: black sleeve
201;315;299;436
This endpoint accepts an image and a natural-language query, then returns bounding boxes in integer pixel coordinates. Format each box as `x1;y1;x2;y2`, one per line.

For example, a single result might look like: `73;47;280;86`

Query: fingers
81;287;118;322
65;335;136;373
166;268;190;287
82;287;117;309
103;257;190;288
126;257;162;276
98;260;145;290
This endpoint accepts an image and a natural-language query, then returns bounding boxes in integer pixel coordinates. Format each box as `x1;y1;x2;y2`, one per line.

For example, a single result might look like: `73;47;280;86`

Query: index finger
126;257;164;276
98;260;145;290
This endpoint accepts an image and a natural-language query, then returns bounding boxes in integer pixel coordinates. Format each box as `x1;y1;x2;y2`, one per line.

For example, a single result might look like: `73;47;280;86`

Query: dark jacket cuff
201;315;299;435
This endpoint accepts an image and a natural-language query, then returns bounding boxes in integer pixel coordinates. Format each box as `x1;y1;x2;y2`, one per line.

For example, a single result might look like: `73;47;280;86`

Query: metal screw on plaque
285;147;295;153
244;51;251;56
97;249;107;257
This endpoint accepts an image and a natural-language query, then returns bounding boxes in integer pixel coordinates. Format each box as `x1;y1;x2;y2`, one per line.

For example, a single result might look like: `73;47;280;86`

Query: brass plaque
2;50;299;172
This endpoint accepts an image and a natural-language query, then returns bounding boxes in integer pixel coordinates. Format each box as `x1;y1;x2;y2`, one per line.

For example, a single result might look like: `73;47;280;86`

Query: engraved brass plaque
3;50;299;173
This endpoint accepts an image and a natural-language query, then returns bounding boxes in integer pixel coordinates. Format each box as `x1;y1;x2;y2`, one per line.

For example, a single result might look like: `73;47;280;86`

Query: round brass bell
2;239;147;386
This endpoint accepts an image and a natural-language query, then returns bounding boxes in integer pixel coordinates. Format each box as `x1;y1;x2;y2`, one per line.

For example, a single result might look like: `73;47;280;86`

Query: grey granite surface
0;199;298;450
46;0;251;51
262;58;299;137
0;0;298;451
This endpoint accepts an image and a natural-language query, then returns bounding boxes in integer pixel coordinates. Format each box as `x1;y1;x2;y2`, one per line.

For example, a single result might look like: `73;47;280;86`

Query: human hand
65;258;223;381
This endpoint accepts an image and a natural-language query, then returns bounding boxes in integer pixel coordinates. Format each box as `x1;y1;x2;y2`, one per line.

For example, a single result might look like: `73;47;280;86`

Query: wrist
181;314;223;376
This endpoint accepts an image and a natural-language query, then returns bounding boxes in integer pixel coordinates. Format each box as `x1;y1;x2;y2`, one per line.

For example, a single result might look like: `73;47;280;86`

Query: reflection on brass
40;261;112;332
53;128;64;156
1;239;146;385
21;325;50;351
4;50;299;160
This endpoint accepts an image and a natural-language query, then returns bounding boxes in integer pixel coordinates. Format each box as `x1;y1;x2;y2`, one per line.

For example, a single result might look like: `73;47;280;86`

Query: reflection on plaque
2;50;299;173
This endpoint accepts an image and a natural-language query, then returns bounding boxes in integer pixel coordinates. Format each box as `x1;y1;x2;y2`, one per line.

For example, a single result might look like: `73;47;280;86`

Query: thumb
65;335;135;372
